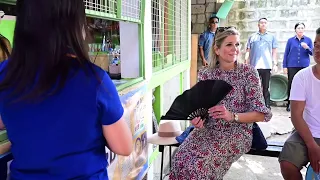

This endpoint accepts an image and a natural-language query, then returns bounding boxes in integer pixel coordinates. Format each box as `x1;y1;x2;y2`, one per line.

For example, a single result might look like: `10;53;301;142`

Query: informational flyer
106;83;149;180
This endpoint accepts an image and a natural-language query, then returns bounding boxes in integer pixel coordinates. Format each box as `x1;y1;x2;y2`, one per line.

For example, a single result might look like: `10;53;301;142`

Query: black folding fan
161;80;233;121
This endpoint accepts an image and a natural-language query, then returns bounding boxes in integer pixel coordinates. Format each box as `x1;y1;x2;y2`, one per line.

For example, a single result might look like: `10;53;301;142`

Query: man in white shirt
279;27;320;180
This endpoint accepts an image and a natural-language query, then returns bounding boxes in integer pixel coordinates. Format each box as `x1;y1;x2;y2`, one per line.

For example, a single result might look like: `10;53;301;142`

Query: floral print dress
169;63;272;180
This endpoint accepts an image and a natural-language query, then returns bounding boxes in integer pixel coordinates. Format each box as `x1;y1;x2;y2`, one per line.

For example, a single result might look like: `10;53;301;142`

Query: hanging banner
106;83;149;180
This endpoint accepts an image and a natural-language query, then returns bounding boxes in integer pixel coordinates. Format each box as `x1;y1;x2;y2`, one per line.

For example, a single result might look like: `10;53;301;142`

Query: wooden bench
158;141;284;180
246;141;284;158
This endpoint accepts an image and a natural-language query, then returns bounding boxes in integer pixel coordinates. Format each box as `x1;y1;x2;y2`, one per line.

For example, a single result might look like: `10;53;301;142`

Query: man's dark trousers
257;69;271;107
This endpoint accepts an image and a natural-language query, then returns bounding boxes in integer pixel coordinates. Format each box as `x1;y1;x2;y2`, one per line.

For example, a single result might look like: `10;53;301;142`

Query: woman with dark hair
283;22;313;112
0;1;132;179
0;10;11;180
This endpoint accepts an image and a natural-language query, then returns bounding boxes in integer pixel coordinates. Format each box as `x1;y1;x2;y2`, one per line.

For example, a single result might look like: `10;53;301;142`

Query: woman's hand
190;117;205;128
208;105;234;122
301;42;309;50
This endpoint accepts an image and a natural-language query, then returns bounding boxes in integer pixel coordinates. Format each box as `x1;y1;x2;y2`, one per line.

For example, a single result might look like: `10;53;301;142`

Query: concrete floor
147;106;309;180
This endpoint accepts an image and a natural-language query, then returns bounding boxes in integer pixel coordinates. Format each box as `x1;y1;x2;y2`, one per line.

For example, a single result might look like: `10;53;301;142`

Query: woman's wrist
231;112;240;123
234;113;239;122
234;112;265;123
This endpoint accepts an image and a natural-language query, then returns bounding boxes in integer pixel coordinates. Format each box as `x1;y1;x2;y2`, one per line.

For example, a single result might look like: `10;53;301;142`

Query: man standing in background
246;18;278;109
198;15;219;66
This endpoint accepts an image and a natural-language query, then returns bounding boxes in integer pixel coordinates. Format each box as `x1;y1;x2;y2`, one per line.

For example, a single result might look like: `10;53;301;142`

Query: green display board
0;19;16;45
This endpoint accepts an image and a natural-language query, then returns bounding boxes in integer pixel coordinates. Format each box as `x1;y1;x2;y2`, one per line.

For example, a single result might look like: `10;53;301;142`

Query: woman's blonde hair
208;27;240;69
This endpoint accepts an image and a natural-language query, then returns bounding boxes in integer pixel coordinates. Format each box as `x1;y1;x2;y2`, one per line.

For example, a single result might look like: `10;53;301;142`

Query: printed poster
106;83;149;180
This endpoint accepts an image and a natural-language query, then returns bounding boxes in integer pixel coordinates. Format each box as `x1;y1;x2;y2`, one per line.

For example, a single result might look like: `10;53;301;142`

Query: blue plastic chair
306;165;320;180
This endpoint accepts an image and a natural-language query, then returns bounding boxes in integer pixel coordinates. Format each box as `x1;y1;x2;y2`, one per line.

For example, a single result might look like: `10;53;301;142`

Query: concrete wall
191;0;320;70
190;0;230;70
227;0;320;69
191;0;223;34
191;0;217;71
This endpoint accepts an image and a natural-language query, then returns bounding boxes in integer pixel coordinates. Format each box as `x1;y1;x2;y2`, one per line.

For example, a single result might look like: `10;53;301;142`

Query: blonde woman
169;27;272;179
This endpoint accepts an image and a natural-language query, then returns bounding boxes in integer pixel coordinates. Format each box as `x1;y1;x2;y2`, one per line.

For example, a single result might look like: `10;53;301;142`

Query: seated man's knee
279;132;309;179
280;161;296;171
280;161;302;178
